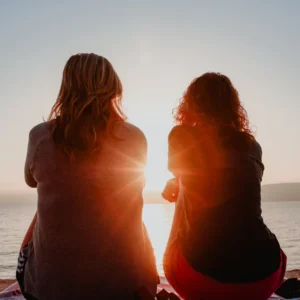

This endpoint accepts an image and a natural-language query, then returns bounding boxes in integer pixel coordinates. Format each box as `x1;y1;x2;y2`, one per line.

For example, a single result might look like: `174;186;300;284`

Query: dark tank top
168;125;281;283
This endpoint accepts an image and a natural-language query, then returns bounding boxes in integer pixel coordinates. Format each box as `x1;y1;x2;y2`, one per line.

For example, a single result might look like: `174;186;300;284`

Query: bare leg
163;180;186;287
20;212;37;250
165;180;185;250
141;223;159;296
143;223;158;278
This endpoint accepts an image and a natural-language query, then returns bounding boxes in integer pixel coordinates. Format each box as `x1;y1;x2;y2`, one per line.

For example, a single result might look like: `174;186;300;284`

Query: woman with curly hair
162;73;286;300
17;53;158;300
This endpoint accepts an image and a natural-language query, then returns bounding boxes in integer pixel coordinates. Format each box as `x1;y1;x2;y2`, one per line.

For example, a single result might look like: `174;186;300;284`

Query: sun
144;156;172;192
126;114;174;192
140;126;174;192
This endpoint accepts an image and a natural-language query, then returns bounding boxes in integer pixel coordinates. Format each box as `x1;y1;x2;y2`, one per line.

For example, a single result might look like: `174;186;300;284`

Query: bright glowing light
142;204;175;275
144;162;171;192
142;132;173;191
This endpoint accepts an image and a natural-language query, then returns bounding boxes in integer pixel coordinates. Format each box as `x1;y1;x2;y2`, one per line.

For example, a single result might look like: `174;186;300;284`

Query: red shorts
163;242;286;300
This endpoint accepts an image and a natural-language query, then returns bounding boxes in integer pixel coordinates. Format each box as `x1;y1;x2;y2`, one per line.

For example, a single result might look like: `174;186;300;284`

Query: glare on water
142;203;175;275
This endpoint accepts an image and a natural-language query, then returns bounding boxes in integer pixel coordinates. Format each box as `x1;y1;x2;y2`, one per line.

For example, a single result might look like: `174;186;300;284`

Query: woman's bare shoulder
249;137;263;158
168;125;194;142
114;121;147;143
28;121;51;141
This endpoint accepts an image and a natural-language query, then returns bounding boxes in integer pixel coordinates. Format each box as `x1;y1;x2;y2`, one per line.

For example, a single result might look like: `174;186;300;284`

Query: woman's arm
24;129;38;188
20;212;37;250
162;126;193;202
21;128;39;249
167;125;194;177
133;128;148;189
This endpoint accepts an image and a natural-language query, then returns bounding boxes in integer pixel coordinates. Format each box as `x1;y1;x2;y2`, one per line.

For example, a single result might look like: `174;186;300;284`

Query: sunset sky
0;0;299;192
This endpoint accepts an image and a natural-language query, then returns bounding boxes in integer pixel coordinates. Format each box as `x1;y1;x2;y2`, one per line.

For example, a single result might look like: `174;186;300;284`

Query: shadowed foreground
1;270;299;292
0;281;15;292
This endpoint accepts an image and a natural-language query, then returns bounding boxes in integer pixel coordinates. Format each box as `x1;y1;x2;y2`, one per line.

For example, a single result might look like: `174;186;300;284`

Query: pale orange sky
0;1;300;192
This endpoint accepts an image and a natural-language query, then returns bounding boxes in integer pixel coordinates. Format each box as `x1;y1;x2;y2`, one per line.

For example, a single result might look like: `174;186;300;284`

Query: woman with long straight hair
162;73;286;300
17;53;158;300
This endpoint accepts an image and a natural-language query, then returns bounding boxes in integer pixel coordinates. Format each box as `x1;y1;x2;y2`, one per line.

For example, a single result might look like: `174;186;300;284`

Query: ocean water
0;200;300;279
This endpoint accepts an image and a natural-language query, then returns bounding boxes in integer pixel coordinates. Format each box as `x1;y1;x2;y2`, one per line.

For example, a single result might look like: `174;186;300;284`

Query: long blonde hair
48;53;126;159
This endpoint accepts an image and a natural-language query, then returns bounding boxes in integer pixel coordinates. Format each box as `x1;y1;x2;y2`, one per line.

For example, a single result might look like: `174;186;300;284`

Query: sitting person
17;53;159;300
162;72;286;300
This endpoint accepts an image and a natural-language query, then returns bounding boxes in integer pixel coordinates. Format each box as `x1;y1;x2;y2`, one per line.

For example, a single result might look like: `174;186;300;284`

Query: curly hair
48;53;126;159
174;72;252;136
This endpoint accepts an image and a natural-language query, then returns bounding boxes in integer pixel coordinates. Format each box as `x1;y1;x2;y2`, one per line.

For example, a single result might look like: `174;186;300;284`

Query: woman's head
49;53;126;159
174;72;251;135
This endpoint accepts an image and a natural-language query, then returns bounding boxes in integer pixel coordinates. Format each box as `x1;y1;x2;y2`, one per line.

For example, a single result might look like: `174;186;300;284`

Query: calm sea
0;199;300;279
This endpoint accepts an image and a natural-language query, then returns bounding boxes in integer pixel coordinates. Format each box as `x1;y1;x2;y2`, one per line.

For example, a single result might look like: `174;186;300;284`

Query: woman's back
163;72;285;300
168;124;281;283
24;121;157;299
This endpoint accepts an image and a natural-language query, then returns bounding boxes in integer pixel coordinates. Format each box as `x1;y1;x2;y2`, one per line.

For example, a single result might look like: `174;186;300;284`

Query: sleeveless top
23;121;158;300
168;124;281;283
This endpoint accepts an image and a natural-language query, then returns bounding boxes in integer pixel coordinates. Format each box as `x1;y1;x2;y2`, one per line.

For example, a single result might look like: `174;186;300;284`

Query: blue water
0;200;299;279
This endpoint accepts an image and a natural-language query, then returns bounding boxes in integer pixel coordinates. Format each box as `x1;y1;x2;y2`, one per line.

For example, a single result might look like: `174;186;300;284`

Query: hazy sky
0;0;299;191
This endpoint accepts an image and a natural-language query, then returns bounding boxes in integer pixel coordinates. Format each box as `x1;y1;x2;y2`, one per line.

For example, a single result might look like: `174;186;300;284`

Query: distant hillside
262;183;300;202
143;183;300;203
1;183;299;204
0;191;36;204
